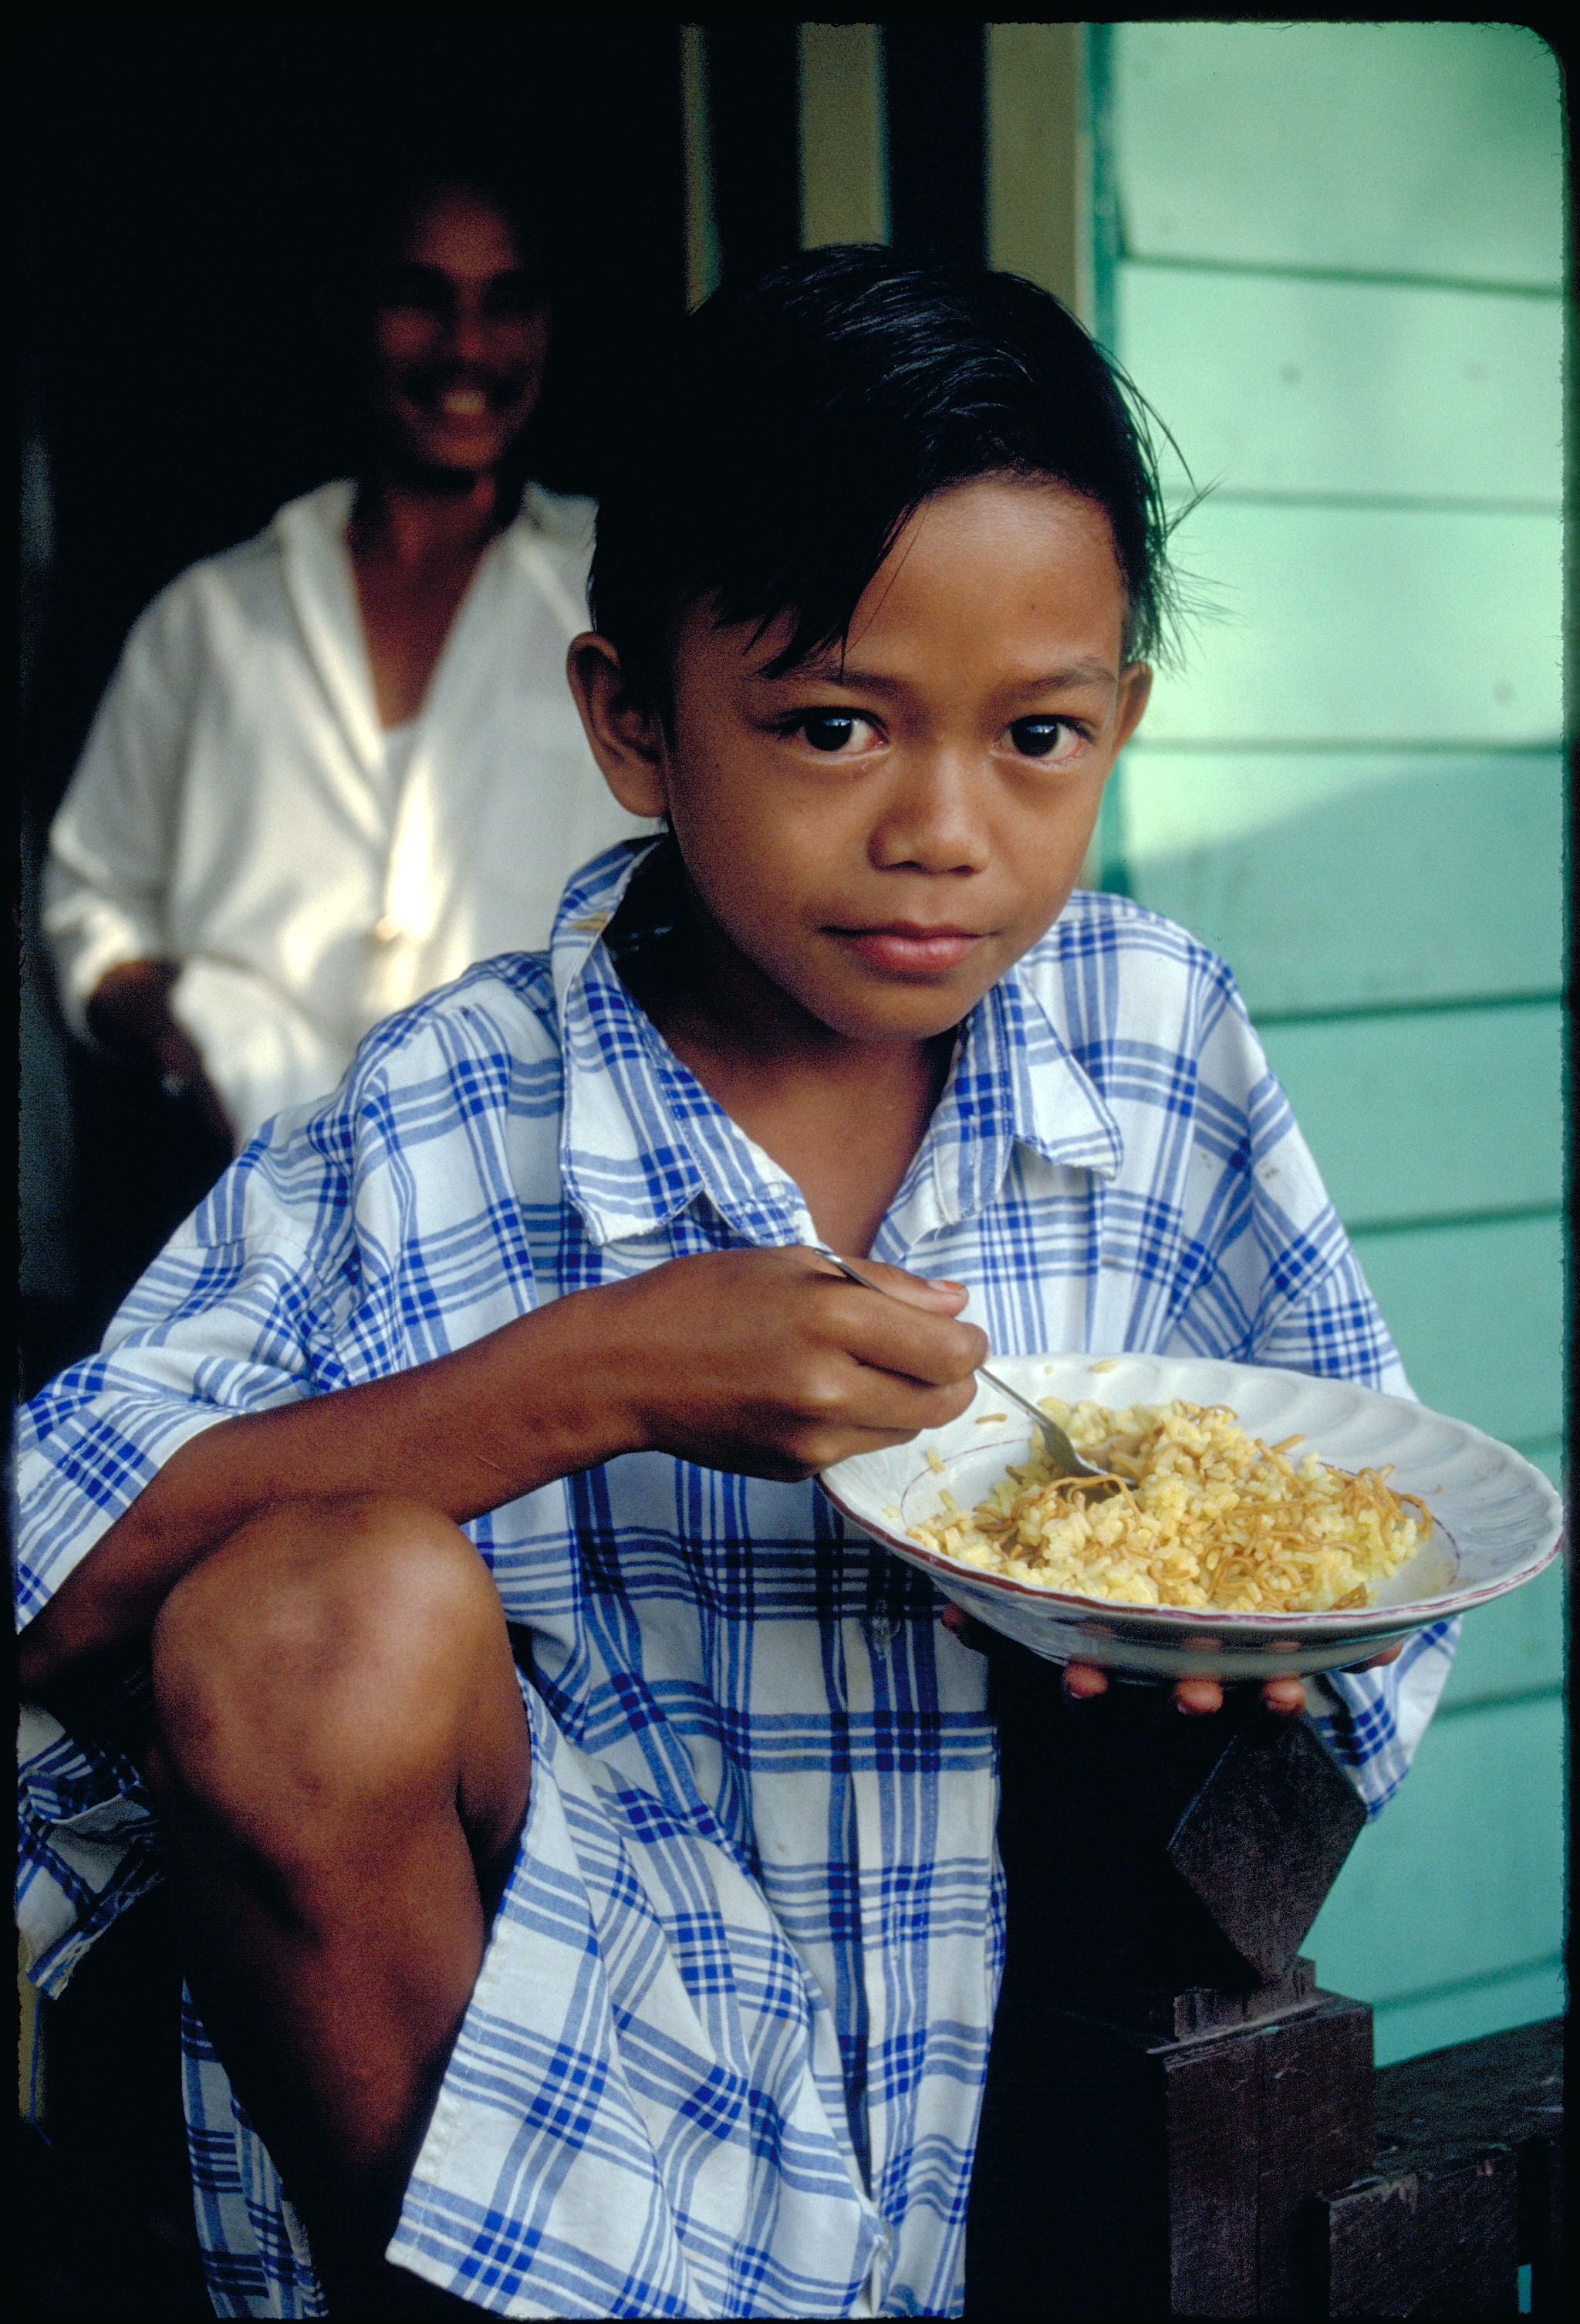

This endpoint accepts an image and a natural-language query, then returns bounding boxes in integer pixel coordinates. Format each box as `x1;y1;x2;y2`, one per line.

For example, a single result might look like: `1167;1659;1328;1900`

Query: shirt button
370;915;403;947
868;1615;893;1657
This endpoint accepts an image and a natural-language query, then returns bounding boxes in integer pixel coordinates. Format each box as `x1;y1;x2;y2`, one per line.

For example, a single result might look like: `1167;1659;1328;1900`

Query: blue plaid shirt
15;839;1456;2319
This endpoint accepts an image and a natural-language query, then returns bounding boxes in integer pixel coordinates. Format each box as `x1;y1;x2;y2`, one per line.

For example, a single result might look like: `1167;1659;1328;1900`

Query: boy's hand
603;1246;987;1481
940;1603;1406;1718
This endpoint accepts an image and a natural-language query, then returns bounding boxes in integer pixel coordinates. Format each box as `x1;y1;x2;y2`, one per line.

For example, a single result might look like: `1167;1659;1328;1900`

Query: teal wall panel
1139;501;1561;745
1113;24;1563;286
1120;750;1564;1015
1372;1961;1566;2071
1511;1437;1564;1491
1259;1004;1563;1228
1117;265;1562;505
1348;1214;1564;1446
1109;19;1566;2072
1439;1558;1567;1711
1305;1694;1565;2017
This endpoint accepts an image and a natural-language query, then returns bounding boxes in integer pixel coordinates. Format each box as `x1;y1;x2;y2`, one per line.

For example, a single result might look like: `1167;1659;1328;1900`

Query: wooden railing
22;1667;1564;2316
964;1664;1565;2317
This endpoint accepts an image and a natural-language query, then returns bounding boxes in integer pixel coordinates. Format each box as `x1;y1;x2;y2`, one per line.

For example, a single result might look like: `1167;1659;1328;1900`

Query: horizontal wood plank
1112;22;1563;286
1321;2149;1518;2316
1119;750;1564;1015
1137;500;1561;745
1118;264;1562;505
1348;1212;1563;1445
1259;1004;1563;1228
1305;1695;1565;2012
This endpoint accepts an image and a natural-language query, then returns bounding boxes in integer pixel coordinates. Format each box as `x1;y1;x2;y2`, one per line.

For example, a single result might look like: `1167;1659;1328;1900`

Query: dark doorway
883;25;988;265
19;25;689;1390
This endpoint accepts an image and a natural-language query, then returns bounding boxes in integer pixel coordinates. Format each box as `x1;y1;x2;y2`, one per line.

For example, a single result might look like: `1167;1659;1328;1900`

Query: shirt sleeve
1304;1620;1462;1819
15;1100;353;1989
42;584;201;1034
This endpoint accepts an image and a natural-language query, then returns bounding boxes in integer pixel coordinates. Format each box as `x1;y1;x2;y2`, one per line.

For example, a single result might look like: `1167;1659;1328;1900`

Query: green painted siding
1305;1694;1566;2067
1103;21;1566;2061
1139;502;1561;745
1351;1215;1564;1447
1260;1004;1564;1228
1119;750;1563;1014
1119;269;1564;506
1112;23;1565;286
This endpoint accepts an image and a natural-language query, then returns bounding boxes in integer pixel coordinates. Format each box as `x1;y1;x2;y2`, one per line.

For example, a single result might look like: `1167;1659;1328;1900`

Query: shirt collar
551;840;1123;1252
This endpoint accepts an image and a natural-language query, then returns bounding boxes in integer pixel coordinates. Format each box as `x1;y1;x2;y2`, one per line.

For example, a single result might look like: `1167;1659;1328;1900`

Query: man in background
43;164;650;1191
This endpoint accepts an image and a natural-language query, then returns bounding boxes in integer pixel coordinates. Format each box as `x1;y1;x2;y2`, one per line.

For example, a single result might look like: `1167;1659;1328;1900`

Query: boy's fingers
832;1285;988;1389
937;1602;998;1654
1173;1675;1307;1716
822;1253;970;1313
1064;1670;1305;1718
1261;1676;1308;1715
1062;1660;1109;1699
795;1380;980;1470
1345;1640;1404;1671
938;1629;1309;1728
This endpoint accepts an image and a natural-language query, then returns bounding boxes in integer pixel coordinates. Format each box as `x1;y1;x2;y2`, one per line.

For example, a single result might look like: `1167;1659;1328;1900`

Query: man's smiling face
363;181;549;481
648;475;1153;1046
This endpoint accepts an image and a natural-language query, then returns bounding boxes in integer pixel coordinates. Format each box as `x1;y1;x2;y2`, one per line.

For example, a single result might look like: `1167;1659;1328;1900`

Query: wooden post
964;1654;1374;2316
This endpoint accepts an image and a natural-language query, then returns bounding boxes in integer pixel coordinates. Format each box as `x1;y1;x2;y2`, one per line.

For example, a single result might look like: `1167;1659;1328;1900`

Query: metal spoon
813;1248;1118;1495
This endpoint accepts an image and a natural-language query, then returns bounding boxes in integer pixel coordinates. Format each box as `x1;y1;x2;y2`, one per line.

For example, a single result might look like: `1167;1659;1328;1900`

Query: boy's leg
145;1494;532;2314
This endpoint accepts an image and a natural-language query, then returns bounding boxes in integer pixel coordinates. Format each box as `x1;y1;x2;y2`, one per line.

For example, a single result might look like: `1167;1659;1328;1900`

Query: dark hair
590;245;1184;708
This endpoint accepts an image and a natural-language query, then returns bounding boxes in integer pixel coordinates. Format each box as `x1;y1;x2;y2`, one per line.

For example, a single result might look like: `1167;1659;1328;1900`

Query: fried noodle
909;1397;1429;1613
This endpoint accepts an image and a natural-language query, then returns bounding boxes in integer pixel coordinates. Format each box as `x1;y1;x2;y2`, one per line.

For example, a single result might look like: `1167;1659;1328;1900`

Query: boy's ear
566;634;670;819
1112;662;1153;755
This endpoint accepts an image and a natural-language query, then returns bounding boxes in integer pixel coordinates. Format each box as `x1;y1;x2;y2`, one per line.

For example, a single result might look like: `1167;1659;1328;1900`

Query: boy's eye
792;711;866;753
1009;716;1084;761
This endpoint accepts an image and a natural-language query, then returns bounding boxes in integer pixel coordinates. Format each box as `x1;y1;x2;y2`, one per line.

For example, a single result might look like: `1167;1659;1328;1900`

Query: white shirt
42;479;652;1143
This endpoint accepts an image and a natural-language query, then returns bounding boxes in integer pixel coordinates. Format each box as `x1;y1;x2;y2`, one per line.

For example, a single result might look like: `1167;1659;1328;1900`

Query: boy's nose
868;751;993;876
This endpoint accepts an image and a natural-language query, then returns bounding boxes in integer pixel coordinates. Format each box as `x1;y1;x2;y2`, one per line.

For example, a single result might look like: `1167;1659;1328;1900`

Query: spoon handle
810;1248;1103;1485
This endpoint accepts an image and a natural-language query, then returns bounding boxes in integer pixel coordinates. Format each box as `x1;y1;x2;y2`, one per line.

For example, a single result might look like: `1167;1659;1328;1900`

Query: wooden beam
680;25;717;309
798;23;886;248
986;21;1089;321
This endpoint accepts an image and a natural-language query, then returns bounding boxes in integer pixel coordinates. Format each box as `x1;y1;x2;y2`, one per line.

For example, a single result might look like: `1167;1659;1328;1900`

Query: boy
16;249;1455;2319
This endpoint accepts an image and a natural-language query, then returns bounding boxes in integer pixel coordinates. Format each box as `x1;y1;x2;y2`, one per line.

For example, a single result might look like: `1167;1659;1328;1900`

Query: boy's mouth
835;924;984;975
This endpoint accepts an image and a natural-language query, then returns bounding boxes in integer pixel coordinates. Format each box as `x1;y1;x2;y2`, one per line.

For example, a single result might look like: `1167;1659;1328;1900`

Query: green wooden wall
1100;22;1567;2063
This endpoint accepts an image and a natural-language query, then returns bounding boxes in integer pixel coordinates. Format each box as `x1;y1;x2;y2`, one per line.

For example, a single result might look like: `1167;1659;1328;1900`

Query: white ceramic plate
818;1353;1563;1679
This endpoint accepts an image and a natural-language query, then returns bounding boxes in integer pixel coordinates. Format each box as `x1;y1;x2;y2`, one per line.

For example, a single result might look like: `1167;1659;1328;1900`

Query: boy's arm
18;1248;984;1708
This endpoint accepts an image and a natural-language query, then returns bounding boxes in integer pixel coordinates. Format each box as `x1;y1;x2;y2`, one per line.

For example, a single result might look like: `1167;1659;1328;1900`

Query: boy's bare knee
150;1494;505;1834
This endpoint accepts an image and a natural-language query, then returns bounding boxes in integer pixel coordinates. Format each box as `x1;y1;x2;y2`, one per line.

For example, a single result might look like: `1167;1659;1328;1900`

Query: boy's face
583;476;1151;1046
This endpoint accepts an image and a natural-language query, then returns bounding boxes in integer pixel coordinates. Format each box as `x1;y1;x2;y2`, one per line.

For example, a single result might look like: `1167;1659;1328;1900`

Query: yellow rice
909;1397;1429;1613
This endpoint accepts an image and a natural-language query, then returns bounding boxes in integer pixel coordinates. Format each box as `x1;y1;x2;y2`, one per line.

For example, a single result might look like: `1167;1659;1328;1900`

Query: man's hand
88;957;235;1150
940;1603;1406;1718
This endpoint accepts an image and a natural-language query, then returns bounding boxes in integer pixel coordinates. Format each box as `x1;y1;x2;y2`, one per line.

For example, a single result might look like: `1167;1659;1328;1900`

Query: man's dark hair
589;245;1184;709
